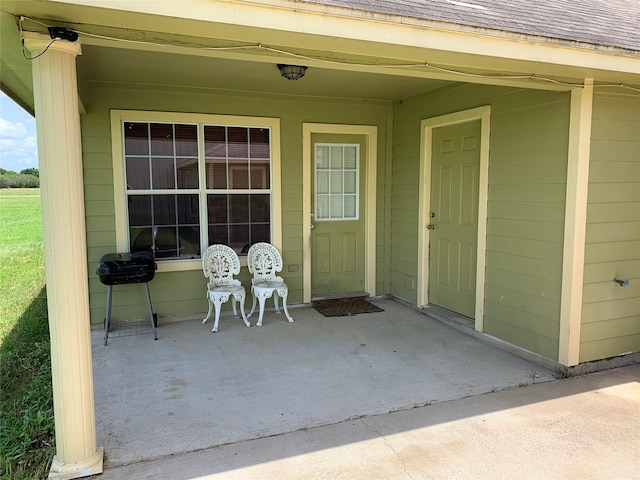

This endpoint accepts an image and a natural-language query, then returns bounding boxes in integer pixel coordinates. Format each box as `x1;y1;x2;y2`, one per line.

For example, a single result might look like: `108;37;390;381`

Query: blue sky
0;91;38;172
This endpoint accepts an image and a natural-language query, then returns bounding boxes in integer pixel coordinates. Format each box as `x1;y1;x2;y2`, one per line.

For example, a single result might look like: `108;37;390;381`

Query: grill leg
104;285;113;346
144;282;158;340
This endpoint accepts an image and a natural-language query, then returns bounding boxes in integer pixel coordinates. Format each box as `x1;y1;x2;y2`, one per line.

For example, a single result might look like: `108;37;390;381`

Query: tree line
0;168;40;188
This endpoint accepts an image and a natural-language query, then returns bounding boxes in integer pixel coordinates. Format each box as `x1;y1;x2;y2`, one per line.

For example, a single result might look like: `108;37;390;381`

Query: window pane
208;224;228;246
208;194;228;223
130;227;152;253
153;195;176;225
124;123;149;155
177;194;200;224
178;226;200;258
344;171;357;194
152;157;175;189
204;126;226;157
330;195;343;218
227;127;248;158
229;224;249;253
229;158;249;189
229;194;249;223
155;226;178;258
150;124;174;156
206;158;227;189
316;145;329;169
175;124;198;157
316;195;329;219
316;171;329;194
177;158;198;189
250;128;270;158
344;146;357;169
344;195;357;218
250;194;270;222
250;160;270;189
251;223;270;244
330;146;343;169
330;171;343;194
128;195;152;226
126;157;150;189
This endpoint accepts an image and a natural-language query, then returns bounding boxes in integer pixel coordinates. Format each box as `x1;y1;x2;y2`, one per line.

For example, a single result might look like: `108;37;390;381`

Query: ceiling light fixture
277;64;308;80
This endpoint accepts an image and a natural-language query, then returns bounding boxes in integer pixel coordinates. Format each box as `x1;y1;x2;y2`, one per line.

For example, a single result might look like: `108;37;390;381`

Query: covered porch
91;297;557;468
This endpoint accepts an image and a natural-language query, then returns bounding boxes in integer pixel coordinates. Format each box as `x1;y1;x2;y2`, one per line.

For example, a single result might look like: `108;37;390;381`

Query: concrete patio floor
91;297;561;471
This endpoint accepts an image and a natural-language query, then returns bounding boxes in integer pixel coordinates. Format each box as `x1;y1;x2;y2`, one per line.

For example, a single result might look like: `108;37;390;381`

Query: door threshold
311;291;369;302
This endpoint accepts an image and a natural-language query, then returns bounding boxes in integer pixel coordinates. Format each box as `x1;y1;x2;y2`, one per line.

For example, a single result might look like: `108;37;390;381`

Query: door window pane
314;143;359;220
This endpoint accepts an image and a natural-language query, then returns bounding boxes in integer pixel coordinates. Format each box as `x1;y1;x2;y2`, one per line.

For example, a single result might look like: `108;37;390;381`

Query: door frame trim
302;123;378;303
417;106;491;331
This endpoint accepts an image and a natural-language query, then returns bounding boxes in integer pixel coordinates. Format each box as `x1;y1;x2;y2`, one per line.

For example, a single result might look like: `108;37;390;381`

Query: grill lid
97;251;157;285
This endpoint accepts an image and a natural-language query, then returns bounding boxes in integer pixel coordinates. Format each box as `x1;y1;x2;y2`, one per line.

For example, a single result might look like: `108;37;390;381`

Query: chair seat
253;280;287;290
208;283;245;294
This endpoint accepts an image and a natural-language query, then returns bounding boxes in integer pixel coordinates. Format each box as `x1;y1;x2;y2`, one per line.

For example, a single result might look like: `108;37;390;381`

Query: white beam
559;79;594;367
24;33;103;479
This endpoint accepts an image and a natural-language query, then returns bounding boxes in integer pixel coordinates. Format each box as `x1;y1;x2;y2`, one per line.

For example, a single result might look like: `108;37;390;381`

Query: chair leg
202;293;213;324
211;297;223;333
248;286;257;318
234;292;251;328
276;288;293;323
256;296;267;327
273;293;280;314
280;290;294;323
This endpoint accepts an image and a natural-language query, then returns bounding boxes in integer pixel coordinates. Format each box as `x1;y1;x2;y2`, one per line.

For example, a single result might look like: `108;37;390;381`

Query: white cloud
0;117;38;171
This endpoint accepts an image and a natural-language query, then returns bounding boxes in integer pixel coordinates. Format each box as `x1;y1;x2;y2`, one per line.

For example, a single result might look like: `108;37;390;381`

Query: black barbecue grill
97;252;158;345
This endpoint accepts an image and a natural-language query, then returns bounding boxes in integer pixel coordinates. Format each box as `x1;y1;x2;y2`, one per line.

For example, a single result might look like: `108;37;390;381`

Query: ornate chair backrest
247;243;284;283
202;244;242;287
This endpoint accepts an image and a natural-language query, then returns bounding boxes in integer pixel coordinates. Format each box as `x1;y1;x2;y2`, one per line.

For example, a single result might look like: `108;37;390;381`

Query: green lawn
0;188;55;479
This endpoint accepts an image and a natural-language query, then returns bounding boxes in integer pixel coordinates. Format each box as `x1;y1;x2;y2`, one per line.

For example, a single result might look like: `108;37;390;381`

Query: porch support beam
24;33;103;479
559;78;594;367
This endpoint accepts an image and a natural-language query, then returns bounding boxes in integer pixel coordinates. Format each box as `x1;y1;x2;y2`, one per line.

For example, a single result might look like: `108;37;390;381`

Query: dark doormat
313;296;384;317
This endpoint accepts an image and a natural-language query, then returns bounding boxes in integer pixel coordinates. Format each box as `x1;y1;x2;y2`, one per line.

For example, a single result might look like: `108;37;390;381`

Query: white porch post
24;34;103;478
559;79;594;367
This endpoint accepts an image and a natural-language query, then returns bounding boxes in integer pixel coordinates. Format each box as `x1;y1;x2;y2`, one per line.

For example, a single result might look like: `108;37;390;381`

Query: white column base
48;447;103;480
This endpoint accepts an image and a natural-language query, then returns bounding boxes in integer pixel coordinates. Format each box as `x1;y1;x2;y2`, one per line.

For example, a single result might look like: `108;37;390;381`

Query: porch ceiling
76;44;449;102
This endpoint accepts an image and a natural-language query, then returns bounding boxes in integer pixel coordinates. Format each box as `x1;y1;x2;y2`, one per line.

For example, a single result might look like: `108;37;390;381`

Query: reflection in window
124;121;272;259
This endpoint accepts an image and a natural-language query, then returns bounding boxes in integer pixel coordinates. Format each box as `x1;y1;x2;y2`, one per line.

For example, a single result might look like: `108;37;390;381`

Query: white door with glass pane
311;135;366;296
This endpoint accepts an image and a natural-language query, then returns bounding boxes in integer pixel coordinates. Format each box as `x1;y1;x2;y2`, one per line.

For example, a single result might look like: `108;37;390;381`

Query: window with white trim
121;117;275;261
314;143;359;220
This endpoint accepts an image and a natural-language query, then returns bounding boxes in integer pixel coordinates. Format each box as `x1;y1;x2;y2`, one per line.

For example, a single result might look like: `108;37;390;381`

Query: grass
0;188;55;479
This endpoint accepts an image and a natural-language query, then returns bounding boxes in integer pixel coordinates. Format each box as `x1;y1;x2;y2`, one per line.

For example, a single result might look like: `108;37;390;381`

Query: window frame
111;110;282;273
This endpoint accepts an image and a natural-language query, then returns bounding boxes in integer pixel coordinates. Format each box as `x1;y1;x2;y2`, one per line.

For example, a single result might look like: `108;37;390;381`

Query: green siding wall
392;84;570;360
81;84;389;323
580;92;640;362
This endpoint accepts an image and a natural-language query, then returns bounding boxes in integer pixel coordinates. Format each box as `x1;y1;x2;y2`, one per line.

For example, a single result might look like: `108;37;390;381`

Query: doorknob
310;223;315;230
427;224;436;230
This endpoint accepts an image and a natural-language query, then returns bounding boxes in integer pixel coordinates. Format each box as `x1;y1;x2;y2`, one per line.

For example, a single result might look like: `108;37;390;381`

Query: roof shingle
300;0;640;52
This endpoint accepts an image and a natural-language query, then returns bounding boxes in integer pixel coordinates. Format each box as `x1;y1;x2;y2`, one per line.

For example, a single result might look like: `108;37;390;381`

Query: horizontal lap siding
580;93;640;362
485;93;568;360
82;85;388;323
392;85;568;359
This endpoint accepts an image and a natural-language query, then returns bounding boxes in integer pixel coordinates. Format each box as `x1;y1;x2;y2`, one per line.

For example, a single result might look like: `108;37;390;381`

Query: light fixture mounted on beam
277;64;308;81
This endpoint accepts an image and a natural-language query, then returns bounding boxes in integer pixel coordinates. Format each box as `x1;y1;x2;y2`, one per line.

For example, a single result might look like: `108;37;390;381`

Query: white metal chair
201;244;251;332
246;242;294;327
